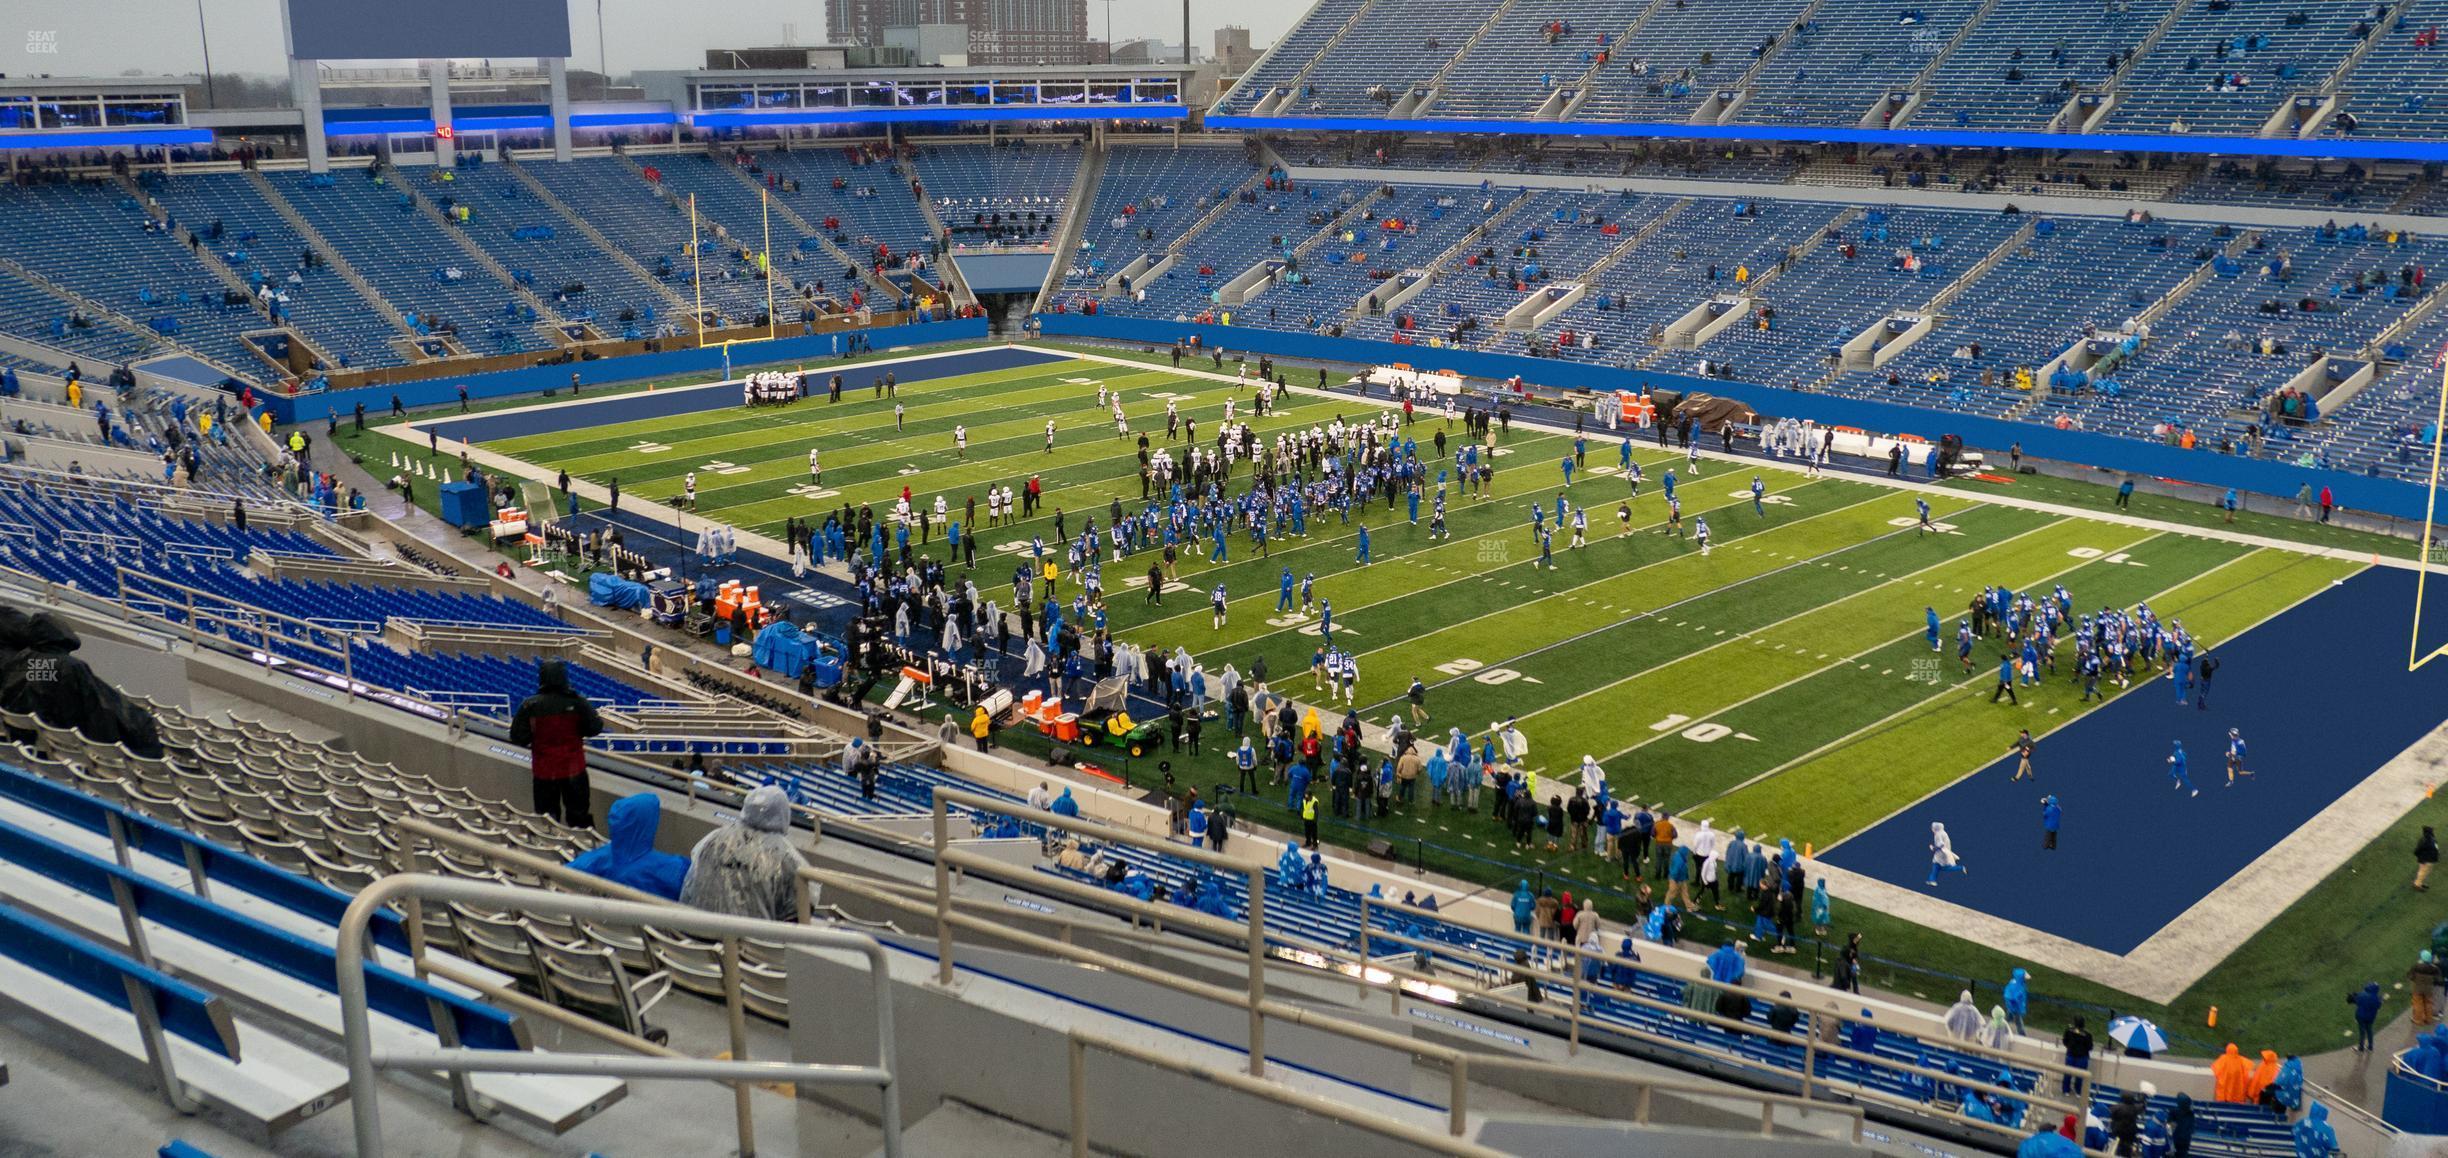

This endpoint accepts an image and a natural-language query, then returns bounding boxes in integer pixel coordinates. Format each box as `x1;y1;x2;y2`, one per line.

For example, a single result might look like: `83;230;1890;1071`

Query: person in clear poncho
678;785;803;922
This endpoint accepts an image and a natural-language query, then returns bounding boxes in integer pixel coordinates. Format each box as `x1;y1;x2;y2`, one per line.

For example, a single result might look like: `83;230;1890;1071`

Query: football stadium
3;0;2448;1154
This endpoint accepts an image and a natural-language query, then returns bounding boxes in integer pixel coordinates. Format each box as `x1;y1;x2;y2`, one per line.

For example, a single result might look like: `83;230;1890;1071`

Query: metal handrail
335;874;905;1158
920;785;1870;1144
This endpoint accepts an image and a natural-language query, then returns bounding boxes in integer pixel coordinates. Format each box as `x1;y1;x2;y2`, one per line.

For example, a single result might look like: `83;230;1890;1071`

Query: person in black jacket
2418;825;2439;891
2061;1016;2095;1094
2109;1089;2144;1157
508;659;604;828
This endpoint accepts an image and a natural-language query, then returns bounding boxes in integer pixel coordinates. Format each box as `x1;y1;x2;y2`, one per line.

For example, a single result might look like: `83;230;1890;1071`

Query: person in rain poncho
2212;1042;2242;1096
1577;753;1606;798
678;785;802;922
2292;1103;2336;1158
1691;819;1723;905
2248;1049;2281;1102
1945;991;1984;1040
1927;822;1967;886
568;794;690;900
1510;880;1536;936
1022;636;1048;687
1985;1005;2015;1051
2016;1117;2083;1158
1049;787;1081;817
2003;968;2031;1033
1809;878;1832;931
1706;938;1748;985
2268;1056;2304;1112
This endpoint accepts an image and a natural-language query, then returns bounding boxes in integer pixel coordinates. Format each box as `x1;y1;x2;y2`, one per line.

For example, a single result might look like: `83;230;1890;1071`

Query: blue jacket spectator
568;793;690;900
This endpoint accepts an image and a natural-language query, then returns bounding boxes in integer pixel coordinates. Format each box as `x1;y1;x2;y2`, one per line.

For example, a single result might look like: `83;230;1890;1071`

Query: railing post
1801;1026;1817;1102
1069;1034;1091;1158
1245;874;1266;1078
1448;1053;1469;1138
721;937;758;1157
1355;894;1373;1000
1637;1083;1654;1125
1568;961;1583;1056
932;793;955;986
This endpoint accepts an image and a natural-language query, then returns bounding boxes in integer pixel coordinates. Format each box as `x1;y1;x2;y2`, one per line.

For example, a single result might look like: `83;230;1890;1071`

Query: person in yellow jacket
258;411;273;436
969;706;992;752
197;412;213;438
1300;789;1319;849
1299;706;1322;741
65;378;80;408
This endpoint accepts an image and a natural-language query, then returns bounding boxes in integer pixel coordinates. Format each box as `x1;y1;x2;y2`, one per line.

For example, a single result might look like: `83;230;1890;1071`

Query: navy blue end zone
410;346;1070;446
1824;565;2448;954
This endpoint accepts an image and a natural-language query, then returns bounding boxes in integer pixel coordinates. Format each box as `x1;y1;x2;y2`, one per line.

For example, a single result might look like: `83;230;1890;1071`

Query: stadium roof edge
692;105;1187;127
1205;113;2448;164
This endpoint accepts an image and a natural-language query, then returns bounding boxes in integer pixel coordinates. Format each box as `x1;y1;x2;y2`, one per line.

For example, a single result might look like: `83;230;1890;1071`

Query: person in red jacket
510;659;603;828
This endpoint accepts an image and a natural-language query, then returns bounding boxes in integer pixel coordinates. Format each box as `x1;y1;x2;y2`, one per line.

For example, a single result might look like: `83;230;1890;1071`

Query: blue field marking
412;346;1070;445
1824;565;2448;955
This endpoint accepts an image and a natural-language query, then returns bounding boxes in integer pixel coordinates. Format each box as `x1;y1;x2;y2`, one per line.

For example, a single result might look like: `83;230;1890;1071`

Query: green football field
477;353;2363;852
403;346;2448;1053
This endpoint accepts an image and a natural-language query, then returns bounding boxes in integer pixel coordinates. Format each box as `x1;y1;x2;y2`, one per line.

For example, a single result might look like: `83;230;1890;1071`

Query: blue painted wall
270;317;989;424
1036;311;2430;521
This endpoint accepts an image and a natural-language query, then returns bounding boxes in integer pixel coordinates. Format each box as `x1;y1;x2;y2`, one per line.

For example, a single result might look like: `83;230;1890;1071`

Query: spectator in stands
509;658;604;828
2016;1116;2082;1158
1944;991;1983;1040
0;608;162;757
679;784;802;922
2294;1103;2336;1158
2060;1017;2093;1094
567;794;689;900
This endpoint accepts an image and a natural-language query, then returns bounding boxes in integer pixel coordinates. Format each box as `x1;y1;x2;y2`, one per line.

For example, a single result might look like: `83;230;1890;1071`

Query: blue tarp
751;621;821;677
588;572;651;610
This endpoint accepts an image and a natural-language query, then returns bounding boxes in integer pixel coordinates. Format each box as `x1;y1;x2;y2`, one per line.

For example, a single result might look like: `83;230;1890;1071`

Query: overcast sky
12;0;1312;79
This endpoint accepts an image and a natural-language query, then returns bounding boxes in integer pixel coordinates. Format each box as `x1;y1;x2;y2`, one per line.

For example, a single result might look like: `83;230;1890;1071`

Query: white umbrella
2106;1016;2168;1054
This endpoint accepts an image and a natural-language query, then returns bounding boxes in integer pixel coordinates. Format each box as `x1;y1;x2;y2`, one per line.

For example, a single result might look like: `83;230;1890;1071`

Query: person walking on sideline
2009;729;2036;781
509;658;603;828
2168;740;2198;797
1927;821;1967;887
1991;653;2020;704
2417;825;2439;891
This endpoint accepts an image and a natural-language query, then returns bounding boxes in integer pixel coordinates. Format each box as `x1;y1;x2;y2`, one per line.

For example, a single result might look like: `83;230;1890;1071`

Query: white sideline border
379;340;2443;1003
